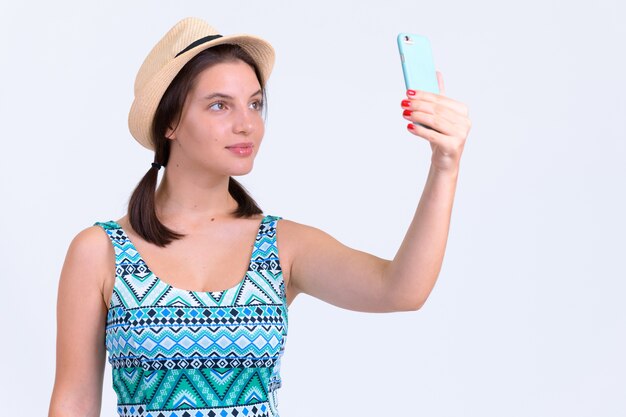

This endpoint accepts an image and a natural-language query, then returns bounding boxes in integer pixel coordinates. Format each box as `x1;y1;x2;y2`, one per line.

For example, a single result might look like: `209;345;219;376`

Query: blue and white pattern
94;215;287;417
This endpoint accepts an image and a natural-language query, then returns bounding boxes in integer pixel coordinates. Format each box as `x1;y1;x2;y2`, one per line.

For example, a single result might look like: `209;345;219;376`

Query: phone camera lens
404;35;410;42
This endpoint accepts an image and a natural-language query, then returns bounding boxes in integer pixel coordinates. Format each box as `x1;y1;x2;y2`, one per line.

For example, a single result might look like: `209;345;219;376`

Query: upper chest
102;215;294;307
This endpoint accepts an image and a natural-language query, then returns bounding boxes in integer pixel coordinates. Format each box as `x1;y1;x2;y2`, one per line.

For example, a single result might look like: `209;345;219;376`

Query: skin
49;61;471;416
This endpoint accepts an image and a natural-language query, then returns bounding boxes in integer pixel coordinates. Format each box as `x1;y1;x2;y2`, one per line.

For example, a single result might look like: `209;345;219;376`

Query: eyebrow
202;89;262;101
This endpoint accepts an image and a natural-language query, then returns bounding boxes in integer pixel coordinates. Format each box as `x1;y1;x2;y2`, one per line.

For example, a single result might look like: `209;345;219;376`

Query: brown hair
128;44;266;247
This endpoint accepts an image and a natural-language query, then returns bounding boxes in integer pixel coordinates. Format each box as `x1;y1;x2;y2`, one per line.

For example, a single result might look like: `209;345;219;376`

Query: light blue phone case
397;33;439;94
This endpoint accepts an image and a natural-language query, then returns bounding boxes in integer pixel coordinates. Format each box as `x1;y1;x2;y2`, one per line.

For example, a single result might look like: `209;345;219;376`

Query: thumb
436;70;446;96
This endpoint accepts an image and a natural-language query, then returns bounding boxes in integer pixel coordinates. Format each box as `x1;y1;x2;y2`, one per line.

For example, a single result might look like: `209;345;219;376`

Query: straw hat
128;17;275;150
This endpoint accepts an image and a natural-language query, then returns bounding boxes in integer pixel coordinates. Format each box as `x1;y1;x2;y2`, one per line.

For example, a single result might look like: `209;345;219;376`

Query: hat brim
128;34;275;151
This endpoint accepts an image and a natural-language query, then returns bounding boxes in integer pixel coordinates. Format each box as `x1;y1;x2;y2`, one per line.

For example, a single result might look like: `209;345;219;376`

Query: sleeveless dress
93;214;288;417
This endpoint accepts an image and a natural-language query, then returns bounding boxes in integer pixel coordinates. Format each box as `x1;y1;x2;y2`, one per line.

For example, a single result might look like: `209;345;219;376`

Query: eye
250;100;264;111
208;101;226;111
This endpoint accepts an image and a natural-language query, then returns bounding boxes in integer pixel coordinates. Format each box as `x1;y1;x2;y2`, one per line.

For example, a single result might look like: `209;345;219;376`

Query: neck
154;165;239;226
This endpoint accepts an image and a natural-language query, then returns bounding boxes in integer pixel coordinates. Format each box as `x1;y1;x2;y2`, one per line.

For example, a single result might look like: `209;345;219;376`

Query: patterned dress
94;214;288;417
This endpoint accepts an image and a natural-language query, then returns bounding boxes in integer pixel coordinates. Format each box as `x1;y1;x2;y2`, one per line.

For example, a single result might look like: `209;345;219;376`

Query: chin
229;163;255;176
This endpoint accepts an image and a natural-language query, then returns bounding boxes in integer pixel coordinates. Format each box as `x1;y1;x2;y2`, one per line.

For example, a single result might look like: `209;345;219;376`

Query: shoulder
70;224;115;258
272;218;329;295
274;217;335;243
272;217;338;260
61;224;116;290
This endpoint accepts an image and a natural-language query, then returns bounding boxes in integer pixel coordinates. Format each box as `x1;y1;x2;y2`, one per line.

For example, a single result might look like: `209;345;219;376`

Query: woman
48;17;471;417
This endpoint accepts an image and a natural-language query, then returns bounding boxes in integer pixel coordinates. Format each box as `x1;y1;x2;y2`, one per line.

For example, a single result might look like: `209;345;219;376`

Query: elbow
390;291;429;312
410;299;426;311
49;402;100;417
395;281;434;311
382;264;436;312
49;388;102;417
406;296;427;312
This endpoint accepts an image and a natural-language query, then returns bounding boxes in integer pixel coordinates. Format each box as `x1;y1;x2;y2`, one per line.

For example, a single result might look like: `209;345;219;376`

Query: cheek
183;115;224;144
255;118;265;137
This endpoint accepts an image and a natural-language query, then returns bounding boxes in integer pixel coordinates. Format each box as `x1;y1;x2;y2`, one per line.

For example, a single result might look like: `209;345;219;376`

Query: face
166;59;265;176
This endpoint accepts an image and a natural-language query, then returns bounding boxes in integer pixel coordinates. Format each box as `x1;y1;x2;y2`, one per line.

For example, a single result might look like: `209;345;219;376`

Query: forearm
384;164;459;310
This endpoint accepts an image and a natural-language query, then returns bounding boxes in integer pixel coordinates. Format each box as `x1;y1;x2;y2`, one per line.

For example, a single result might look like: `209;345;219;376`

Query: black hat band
175;34;223;57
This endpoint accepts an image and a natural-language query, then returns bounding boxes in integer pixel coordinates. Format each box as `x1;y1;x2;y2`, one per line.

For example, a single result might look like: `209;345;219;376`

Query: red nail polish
401;100;411;107
408;123;415;130
403;109;412;117
407;90;416;96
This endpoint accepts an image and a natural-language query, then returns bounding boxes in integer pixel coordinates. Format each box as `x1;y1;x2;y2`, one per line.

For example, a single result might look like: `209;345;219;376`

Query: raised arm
48;227;114;417
285;72;471;313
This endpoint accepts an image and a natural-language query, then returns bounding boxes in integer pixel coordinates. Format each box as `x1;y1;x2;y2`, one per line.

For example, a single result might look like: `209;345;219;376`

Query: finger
405;110;456;137
401;100;463;129
436;70;446;96
415;110;471;139
406;89;468;117
406;122;447;144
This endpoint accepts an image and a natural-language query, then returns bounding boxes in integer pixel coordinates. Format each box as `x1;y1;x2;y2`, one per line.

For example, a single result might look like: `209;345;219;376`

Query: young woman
48;17;471;417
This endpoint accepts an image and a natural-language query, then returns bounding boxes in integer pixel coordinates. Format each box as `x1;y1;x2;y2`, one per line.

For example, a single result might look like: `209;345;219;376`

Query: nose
232;106;255;135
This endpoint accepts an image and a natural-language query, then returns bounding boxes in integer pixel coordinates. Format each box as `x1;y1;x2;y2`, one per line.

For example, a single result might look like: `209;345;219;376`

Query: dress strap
248;215;285;307
93;221;126;260
253;215;283;271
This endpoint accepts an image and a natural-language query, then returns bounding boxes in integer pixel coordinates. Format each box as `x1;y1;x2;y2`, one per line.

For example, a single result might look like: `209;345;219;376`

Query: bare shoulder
273;218;320;257
275;217;323;234
275;218;338;247
273;218;338;285
68;225;115;264
60;225;115;299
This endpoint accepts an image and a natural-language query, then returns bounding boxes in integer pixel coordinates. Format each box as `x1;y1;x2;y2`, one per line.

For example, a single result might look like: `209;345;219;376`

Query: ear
165;125;176;140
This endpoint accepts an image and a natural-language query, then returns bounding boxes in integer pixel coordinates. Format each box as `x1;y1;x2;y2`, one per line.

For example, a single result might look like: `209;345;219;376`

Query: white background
1;0;625;416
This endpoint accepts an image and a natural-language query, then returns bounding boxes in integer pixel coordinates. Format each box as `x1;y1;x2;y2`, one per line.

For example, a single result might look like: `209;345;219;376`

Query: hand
401;71;471;173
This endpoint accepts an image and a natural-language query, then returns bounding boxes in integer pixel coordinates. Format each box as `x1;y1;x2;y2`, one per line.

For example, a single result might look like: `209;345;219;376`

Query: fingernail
401;100;411;107
408;123;415;130
407;90;417;96
403;109;412;117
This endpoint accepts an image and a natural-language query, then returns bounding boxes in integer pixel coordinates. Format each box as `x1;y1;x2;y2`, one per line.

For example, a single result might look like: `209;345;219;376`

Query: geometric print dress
93;214;288;417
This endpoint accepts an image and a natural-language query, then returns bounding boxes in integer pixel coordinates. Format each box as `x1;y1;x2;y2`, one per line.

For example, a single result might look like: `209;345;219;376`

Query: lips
226;142;253;148
226;143;254;156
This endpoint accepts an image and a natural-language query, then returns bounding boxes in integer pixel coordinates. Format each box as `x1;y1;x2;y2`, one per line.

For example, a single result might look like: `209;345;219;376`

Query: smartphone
397;33;439;94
